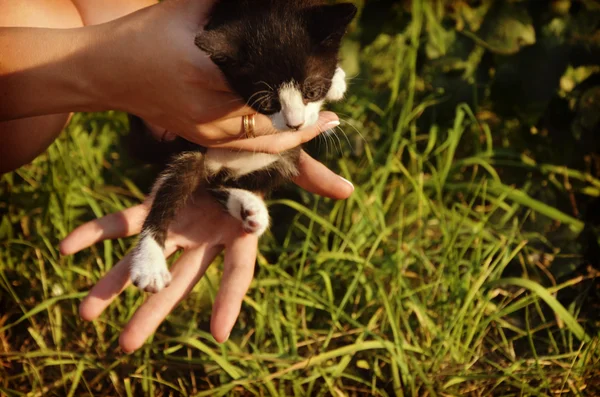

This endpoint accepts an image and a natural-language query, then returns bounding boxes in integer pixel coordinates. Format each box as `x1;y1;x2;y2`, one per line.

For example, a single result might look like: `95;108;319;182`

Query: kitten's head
195;0;356;131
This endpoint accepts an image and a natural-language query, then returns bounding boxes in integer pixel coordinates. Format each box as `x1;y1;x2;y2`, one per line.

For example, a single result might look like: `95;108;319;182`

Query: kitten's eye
211;54;236;67
259;97;279;114
303;86;322;101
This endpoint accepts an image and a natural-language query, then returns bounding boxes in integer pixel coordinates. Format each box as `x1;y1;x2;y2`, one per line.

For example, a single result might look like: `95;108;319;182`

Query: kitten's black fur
195;0;356;115
129;0;356;293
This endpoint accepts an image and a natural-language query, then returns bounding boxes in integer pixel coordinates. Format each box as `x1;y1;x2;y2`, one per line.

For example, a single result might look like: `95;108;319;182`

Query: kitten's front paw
130;233;172;293
226;189;269;236
326;67;347;102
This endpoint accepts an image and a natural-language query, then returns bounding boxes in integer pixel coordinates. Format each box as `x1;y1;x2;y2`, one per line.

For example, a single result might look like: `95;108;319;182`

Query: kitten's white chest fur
205;150;279;175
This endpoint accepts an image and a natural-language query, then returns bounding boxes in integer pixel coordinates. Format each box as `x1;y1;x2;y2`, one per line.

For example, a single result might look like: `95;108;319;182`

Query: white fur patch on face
271;81;322;131
326;67;347;102
279;83;304;128
305;100;323;126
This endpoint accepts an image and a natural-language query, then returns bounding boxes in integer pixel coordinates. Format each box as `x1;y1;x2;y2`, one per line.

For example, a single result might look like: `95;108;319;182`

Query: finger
79;254;132;321
216;103;263;120
148;101;258;144
293;151;354;200
211;111;340;153
119;245;222;353
192;92;248;120
60;204;149;255
193;112;274;142
78;244;179;321
210;234;258;343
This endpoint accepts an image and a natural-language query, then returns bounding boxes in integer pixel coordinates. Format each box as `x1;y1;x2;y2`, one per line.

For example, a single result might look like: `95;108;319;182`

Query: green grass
2;1;600;395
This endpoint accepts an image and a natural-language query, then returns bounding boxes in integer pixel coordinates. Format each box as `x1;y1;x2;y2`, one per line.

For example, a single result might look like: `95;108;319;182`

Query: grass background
1;0;600;395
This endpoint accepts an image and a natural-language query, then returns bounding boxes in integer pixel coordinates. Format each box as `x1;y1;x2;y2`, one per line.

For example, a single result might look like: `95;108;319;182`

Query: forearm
0;25;109;121
1;0;238;142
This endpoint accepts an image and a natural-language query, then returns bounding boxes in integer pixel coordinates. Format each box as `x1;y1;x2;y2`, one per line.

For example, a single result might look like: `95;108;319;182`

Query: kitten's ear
194;30;238;67
304;3;357;49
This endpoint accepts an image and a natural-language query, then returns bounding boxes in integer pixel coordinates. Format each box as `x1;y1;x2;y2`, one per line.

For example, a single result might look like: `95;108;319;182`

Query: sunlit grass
2;2;600;396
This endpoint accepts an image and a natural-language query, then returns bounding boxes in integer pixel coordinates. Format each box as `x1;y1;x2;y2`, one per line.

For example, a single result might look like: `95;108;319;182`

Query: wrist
80;13;155;116
57;25;112;113
74;23;125;113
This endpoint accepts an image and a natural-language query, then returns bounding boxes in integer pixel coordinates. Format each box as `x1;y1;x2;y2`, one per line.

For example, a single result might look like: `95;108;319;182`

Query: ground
1;1;599;395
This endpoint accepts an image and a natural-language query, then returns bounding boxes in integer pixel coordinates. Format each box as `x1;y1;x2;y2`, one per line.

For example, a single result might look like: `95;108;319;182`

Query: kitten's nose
286;123;303;131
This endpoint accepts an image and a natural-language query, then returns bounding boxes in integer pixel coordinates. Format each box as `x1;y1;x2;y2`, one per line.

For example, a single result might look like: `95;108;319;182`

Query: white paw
130;232;172;293
326;67;347;102
226;189;269;236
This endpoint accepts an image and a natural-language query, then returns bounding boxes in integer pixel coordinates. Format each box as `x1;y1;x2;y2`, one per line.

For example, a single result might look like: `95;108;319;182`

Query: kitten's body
130;0;356;292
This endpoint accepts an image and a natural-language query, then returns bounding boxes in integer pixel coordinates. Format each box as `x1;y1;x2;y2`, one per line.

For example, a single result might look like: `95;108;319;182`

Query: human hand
0;0;339;154
60;151;353;352
91;0;336;151
142;112;342;155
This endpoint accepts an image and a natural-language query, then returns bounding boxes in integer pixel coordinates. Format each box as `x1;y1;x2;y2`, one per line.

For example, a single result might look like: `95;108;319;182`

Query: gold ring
242;114;256;138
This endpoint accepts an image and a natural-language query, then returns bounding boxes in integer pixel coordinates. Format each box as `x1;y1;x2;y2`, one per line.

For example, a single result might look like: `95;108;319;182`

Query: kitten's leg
130;228;170;293
326;66;347;102
131;151;205;293
211;188;270;236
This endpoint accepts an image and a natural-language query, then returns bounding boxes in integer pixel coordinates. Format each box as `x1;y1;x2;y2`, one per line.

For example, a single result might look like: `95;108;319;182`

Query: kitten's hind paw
225;189;269;236
130;232;172;293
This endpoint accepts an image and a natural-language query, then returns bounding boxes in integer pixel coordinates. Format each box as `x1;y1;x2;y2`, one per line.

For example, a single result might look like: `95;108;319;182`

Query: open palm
60;151;353;352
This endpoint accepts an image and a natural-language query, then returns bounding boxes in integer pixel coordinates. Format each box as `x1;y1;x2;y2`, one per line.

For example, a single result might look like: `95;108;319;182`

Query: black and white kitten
129;0;357;293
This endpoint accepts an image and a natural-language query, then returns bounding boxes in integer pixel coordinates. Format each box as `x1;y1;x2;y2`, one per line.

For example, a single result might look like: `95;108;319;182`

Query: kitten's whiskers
335;112;367;145
247;90;272;109
255;80;275;92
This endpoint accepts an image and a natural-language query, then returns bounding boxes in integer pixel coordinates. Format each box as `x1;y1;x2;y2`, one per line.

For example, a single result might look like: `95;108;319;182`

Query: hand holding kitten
0;0;335;154
60;152;353;352
2;0;356;353
90;0;340;150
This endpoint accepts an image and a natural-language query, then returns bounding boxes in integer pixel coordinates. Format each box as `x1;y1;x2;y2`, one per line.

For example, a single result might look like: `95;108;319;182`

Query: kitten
129;0;357;293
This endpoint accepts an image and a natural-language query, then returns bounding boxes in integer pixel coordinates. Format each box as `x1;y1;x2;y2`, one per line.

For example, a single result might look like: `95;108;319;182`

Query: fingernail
324;120;340;128
122;347;135;355
162;130;177;142
340;176;354;190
